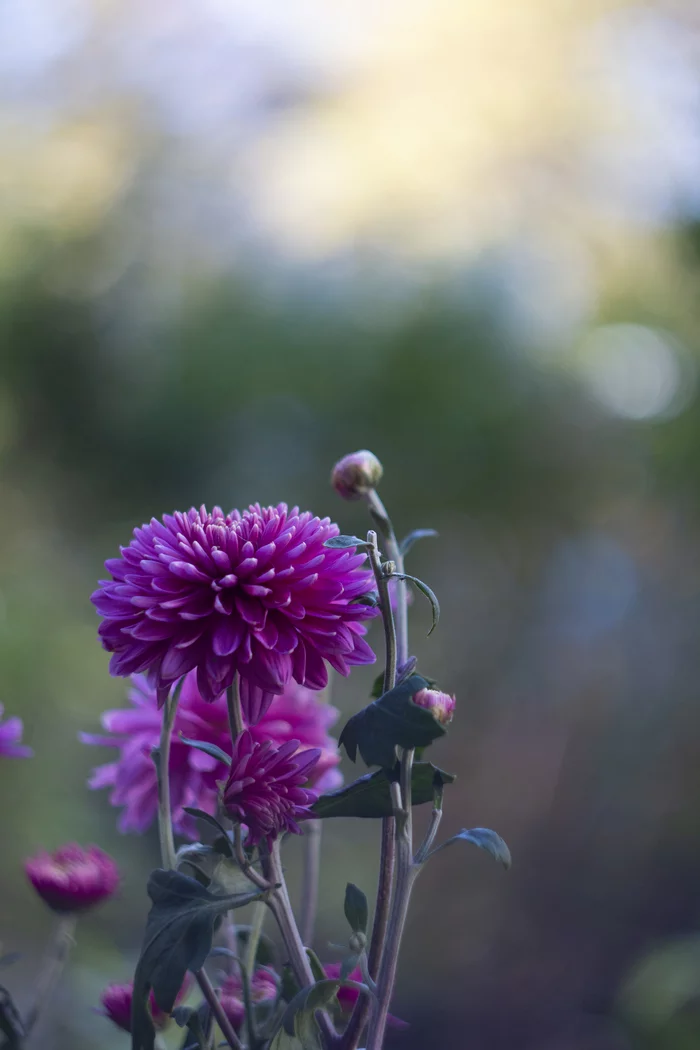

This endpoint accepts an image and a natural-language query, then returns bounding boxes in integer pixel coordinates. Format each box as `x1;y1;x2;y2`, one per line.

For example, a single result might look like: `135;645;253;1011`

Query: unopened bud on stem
331;450;383;501
412;688;456;726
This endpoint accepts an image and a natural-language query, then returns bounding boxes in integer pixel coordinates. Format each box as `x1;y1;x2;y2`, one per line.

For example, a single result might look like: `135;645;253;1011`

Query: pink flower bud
25;844;119;913
412;688;455;726
99;976;190;1033
331;450;383;501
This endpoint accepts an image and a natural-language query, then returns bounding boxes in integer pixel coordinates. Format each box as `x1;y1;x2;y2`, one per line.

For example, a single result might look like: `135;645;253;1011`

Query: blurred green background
3;1;700;1047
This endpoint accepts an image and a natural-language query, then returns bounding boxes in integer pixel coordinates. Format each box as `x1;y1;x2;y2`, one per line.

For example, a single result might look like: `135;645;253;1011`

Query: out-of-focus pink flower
331;450;383;501
412;688;455;726
219;969;277;1029
25;844;119;913
323;963;408;1029
222;731;320;846
92;503;376;707
98;976;190;1032
0;705;32;758
80;672;342;839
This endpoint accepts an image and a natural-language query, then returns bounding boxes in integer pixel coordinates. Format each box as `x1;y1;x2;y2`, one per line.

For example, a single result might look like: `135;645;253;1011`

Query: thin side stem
226;677;244;743
154;677;241;1050
196;970;245;1050
414;806;443;865
367;491;409;667
267;842;338;1049
366;531;396;693
299;818;322;946
24;913;77;1039
244;900;267;977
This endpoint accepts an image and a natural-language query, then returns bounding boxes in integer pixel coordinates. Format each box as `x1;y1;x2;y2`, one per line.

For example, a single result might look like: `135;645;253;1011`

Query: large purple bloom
222;731;320;846
0;705;32;758
80;671;342;839
92;504;376;711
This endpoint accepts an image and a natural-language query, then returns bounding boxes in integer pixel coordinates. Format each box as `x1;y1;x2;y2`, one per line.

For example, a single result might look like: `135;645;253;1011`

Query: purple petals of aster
80;671;342;839
222;731;320;847
0;704;32;758
92;503;377;712
25;844;119;913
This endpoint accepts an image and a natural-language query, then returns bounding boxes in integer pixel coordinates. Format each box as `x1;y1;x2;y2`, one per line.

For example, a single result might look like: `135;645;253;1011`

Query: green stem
226;676;245;743
24;913;77;1039
245;900;267;976
367;490;409;667
299;818;322;947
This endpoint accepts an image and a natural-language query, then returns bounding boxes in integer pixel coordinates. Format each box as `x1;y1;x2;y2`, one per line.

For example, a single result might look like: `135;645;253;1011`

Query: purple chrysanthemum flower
92;504;376;714
80;671;342;839
25;844;119;913
222;731;320;846
0;705;32;758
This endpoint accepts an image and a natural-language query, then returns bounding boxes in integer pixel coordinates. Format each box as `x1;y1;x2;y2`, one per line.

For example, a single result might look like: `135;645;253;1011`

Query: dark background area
2;2;700;1047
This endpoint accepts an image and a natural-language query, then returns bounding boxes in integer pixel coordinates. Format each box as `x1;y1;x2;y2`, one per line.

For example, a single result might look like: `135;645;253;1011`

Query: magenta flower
323;963;408;1029
219;969;277;1030
412;687;455;726
80;672;341;839
98;977;190;1032
0;705;32;758
25;844;119;913
222;731;320;846
92;503;376;712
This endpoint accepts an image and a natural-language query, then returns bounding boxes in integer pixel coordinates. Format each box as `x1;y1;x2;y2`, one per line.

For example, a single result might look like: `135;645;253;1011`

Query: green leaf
182;808;233;851
208;855;260;896
172;1004;208;1050
340;953;361;981
178;737;232;767
131;868;263;1050
269;1030;304;1050
344;884;368;936
350;592;379;607
306;948;326;985
339;675;446;769
323;535;367;550
369;671;385;700
399;529;438;556
0;985;25;1048
282;980;341;1048
430;828;512;869
391;573;440;635
311;762;455;818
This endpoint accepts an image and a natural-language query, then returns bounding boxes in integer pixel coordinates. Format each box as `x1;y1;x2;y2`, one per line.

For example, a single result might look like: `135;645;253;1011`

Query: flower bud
349;931;366;954
412;688;455;726
331;450;383;501
25;844;119;913
99;976;190;1033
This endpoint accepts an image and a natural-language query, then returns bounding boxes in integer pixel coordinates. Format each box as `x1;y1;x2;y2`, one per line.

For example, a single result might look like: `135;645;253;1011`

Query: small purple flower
331;450;383;501
222;731;320;846
92;504;376;713
98;977;190;1032
323;963;408;1028
25;844;119;913
220;969;277;1030
412;687;455;726
80;672;342;839
0;705;32;758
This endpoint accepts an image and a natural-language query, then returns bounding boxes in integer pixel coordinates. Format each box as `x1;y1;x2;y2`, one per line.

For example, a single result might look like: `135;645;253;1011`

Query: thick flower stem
226;677;244;743
366;747;416;1050
299;818;322;946
24;913;77;1039
341;523;404;1050
244;900;267;976
154;677;243;1050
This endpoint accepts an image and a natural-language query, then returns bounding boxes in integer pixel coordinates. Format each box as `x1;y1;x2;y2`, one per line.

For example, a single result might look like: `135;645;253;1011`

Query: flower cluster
0;704;32;759
219;969;277;1029
92;503;376;709
80;671;341;838
25;844;119;913
222;731;320;845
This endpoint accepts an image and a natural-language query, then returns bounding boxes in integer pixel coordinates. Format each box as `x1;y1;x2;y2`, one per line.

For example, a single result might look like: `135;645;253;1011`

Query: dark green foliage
339;675;446;769
312;762;455;818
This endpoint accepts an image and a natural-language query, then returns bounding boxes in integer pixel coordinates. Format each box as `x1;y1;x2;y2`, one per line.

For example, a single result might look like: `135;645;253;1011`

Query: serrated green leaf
343;884;368;936
323;535;367;550
339;675;446;769
312;762;455;818
430;828;512;869
399;529;439;556
131;869;263;1050
178;737;232;767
